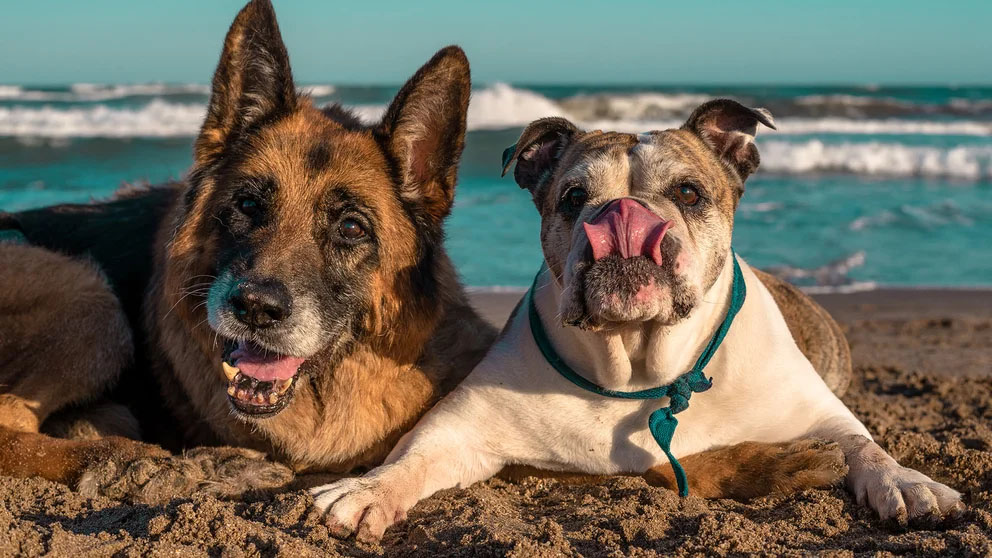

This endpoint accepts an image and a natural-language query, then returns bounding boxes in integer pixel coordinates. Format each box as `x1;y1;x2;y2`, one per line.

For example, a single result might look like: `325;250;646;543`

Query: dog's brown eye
339;218;366;240
238;197;260;215
563;187;588;212
676;184;700;206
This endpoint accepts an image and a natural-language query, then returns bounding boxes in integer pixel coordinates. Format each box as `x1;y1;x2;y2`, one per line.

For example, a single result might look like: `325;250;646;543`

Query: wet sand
1;289;990;557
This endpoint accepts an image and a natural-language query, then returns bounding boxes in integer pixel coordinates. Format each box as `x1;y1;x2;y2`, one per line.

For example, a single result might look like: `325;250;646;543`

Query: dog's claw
311;474;412;542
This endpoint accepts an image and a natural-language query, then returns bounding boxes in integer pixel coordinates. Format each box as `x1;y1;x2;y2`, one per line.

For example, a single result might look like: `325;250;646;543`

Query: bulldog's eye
561;186;588;213
339;218;367;240
675;184;701;206
237;196;261;216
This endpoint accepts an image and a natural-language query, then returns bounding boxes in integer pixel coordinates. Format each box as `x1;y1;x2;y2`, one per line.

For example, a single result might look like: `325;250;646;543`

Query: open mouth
221;340;306;417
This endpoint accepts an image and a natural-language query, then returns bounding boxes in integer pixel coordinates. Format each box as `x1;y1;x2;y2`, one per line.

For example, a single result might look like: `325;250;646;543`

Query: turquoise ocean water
1;83;990;289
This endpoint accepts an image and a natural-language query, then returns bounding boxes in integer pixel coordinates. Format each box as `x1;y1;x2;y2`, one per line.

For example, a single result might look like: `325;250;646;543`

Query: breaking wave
5;91;992;139
765;251;877;292
0;100;207;137
759;141;992;179
2;83;990;181
0;82;337;102
849;201;976;231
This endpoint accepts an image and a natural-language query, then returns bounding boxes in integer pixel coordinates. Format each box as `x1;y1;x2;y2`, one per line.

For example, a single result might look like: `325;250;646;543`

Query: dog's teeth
276;379;292;394
236;388;250;401
268;392;279;405
221;361;240;381
227;385;236;397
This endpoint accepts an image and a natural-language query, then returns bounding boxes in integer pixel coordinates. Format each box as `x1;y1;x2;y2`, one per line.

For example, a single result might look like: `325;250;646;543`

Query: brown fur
503;110;851;394
496;103;853;499
0;243;131;434
0;0;493;496
644;439;847;499
0;2;849;506
501;438;847;500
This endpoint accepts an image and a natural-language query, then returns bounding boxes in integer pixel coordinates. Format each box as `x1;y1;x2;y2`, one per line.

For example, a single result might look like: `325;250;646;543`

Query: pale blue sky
1;0;989;85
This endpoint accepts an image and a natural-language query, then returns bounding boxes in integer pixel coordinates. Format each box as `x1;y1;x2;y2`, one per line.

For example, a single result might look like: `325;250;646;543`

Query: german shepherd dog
0;0;847;507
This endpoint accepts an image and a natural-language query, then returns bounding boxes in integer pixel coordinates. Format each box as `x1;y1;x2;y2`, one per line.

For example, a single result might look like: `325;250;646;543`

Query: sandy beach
1;288;990;557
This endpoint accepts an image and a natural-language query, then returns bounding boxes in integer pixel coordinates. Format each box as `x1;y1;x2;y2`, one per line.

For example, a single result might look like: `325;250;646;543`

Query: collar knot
665;370;712;414
526;250;746;498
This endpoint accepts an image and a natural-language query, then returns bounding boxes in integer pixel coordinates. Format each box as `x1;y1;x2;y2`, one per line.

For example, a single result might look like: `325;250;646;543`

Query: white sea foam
69;83;211;100
581;117;992;136
557;91;710;121
765;251;872;290
0;100;207;137
467;82;569;129
0;85;26;99
2;83;991;182
0;82;340;102
739;201;784;213
758;140;992;179
794;94;912;107
849;201;975;231
299;84;336;97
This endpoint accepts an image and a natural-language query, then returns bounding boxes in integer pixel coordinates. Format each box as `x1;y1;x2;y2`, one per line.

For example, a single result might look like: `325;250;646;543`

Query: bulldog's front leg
814;417;964;523
310;393;506;542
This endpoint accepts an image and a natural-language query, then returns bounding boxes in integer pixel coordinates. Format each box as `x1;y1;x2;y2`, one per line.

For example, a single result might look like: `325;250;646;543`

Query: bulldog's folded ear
195;0;297;167
683;99;776;182
501;117;578;192
379;46;471;223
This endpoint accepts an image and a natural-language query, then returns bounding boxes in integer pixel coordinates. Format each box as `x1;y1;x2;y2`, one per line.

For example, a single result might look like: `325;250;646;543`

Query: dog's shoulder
751;267;852;396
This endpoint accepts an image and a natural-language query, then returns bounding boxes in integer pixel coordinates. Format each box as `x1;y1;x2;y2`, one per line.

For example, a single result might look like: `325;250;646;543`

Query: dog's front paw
78;446;294;505
848;440;964;524
311;474;415;542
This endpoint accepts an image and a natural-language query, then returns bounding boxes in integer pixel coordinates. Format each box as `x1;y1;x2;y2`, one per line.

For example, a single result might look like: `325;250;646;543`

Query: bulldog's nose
229;280;292;328
583;198;672;266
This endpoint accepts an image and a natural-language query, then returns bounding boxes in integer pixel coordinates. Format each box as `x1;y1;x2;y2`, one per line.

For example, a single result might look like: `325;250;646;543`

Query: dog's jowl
0;0;495;500
311;100;963;541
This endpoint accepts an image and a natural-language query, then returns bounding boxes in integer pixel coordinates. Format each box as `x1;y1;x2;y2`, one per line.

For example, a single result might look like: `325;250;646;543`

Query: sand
1;289;990;557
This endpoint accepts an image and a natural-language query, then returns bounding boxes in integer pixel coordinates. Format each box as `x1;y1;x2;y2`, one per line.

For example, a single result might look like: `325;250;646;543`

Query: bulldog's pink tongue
582;198;672;265
230;343;304;382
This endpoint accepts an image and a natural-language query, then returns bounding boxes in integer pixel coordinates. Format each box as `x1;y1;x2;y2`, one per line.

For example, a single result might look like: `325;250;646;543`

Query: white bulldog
311;100;964;541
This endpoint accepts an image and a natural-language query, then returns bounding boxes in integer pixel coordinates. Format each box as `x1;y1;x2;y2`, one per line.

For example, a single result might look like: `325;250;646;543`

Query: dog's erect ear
194;0;297;167
501;117;579;193
379;46;471;223
683;99;775;182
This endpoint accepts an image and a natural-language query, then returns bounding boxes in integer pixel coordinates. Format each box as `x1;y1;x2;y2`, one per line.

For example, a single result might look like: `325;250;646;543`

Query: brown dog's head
502;100;774;331
162;0;470;418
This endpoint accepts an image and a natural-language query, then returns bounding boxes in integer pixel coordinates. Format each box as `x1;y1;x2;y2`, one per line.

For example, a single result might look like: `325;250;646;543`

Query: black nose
229;280;292;329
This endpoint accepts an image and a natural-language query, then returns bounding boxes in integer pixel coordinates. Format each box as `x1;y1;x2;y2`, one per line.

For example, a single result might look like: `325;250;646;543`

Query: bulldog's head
502;100;774;331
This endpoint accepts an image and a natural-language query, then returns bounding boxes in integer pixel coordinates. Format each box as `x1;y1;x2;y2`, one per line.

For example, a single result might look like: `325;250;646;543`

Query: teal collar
525;251;747;497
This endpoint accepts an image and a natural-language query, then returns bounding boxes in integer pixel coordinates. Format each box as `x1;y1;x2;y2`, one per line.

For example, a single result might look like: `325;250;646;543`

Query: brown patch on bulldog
644;438;847;500
500;438;847;501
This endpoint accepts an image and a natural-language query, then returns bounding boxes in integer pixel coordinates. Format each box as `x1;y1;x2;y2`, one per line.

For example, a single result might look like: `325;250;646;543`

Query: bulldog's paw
77;446;293;505
311;474;415;542
847;440;964;524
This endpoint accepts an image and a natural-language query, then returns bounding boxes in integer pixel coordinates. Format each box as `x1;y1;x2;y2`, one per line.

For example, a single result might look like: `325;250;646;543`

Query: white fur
311;251;963;540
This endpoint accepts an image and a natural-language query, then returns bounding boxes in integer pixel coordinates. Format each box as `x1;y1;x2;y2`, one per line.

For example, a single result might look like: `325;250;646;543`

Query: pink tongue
582;198;672;265
230;343;305;382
